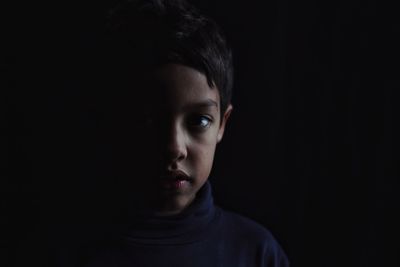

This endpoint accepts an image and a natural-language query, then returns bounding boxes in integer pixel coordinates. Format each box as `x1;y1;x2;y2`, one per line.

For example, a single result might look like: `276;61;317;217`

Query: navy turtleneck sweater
76;181;289;267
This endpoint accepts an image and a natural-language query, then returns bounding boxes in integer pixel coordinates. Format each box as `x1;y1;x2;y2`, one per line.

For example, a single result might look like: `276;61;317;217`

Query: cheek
189;142;217;178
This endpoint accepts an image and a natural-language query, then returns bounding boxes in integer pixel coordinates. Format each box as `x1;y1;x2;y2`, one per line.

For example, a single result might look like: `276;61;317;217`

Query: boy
76;0;290;266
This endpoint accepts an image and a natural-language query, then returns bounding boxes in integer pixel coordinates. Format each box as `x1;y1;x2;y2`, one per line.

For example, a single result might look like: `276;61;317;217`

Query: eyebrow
184;99;219;111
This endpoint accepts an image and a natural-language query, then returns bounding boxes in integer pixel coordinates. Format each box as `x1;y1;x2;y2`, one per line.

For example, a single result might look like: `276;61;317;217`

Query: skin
134;63;233;216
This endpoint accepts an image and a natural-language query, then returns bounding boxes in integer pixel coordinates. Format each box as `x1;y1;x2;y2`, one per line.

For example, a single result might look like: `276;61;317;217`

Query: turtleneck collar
121;180;220;244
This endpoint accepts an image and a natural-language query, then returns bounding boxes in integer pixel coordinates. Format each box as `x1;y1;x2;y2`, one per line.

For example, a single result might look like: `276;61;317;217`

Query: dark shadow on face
97;74;164;207
94;63;229;216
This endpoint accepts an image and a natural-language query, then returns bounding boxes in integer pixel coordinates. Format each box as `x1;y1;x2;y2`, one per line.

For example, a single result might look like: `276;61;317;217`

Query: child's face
115;63;232;215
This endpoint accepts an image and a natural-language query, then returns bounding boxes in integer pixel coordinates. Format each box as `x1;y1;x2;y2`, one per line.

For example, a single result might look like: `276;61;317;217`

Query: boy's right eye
141;114;159;129
144;116;154;126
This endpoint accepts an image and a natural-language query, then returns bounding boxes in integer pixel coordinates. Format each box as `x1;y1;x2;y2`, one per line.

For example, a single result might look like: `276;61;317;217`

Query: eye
187;115;213;129
141;111;161;128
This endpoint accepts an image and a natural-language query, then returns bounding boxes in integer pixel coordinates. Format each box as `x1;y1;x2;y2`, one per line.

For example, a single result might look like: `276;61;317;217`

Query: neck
149;193;197;217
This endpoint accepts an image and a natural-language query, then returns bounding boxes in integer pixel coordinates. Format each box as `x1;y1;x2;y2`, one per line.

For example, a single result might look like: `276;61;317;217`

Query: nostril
165;144;187;161
164;150;186;164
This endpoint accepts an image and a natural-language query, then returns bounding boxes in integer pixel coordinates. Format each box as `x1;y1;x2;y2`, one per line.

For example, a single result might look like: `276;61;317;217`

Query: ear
217;104;233;143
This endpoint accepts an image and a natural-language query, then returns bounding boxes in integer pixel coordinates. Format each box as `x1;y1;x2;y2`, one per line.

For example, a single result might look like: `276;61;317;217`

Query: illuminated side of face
137;63;233;216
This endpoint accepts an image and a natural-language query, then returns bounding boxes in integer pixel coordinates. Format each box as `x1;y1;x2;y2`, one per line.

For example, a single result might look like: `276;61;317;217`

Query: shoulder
216;207;290;266
217;207;275;242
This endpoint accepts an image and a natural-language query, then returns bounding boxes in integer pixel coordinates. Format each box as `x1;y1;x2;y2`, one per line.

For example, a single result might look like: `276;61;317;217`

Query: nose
164;122;188;165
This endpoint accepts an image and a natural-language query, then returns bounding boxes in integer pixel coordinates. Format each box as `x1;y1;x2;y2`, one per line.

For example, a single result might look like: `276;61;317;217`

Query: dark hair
103;0;233;117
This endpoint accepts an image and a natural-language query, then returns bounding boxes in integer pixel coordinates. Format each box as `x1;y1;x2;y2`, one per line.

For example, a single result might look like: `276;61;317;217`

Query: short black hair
103;0;233;117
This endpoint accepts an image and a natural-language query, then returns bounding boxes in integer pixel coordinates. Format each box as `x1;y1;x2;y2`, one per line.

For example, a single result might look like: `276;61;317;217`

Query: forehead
108;64;220;118
149;64;220;111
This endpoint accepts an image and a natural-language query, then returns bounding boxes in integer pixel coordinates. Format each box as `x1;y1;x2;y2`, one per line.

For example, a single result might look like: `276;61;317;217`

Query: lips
160;170;191;181
159;170;192;190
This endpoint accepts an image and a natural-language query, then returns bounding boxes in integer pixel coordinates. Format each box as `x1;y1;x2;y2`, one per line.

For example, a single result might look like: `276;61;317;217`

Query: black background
3;0;399;266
